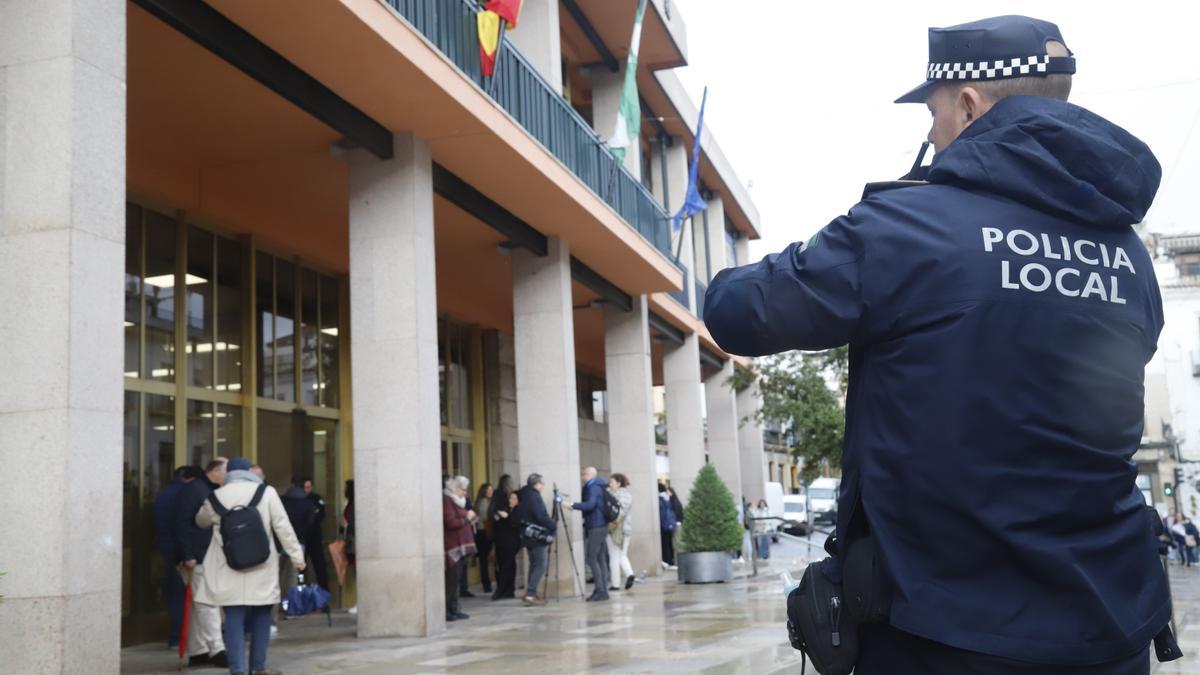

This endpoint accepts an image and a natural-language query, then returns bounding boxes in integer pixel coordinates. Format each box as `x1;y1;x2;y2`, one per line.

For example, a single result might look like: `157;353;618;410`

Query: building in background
0;0;768;667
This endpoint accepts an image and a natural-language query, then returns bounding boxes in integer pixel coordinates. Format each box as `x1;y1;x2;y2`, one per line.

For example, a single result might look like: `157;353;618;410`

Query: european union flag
672;87;708;233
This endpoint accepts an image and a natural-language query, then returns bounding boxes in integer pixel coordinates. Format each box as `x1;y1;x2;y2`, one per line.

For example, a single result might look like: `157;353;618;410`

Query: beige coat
194;479;303;606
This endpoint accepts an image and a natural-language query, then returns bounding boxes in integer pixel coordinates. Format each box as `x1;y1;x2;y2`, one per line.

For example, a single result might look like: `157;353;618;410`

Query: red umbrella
178;571;193;672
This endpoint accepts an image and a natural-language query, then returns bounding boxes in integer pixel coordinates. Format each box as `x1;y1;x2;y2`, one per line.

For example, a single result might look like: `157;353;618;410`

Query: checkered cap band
927;54;1052;81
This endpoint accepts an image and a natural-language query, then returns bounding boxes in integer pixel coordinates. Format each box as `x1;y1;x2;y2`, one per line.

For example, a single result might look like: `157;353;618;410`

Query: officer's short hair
953;40;1073;103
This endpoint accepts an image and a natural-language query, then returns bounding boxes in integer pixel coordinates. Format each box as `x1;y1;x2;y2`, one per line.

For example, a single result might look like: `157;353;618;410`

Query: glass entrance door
257;411;338;507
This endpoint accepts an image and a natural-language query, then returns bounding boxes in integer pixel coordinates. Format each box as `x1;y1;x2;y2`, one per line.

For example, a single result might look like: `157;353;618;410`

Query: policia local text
981;227;1135;304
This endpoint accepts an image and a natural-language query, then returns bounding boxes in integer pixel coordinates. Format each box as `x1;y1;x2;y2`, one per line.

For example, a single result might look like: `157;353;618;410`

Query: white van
782;494;809;535
807;477;841;526
764;482;785;539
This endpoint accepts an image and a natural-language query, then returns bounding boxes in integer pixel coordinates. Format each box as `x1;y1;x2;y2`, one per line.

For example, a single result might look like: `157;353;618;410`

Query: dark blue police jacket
705;96;1169;666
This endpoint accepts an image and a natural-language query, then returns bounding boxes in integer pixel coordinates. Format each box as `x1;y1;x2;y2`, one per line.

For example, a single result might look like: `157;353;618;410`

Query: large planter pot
677;551;733;584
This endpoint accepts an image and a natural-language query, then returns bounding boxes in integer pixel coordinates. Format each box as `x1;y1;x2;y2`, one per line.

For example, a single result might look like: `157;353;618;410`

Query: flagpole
487;22;507;97
672;217;689;262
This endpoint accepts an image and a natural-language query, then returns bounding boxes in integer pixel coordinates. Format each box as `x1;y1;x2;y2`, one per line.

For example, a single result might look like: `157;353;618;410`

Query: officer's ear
957;85;992;125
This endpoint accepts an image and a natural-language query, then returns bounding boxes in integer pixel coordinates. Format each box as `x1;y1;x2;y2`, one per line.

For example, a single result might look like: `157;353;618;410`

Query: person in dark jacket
511;474;557;605
152;464;203;647
173;457;229;668
705;15;1175;673
472;483;494;595
280;477;318;597
568;467;610;601
489;474;520;600
658;483;677;568
301;477;329;590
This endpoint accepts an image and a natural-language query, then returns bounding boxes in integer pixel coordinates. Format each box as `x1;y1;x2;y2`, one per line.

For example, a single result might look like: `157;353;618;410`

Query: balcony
388;0;675;263
694;278;707;319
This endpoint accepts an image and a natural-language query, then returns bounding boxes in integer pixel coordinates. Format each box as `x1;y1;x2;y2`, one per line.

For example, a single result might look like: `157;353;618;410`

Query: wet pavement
123;538;1200;674
121;536;823;674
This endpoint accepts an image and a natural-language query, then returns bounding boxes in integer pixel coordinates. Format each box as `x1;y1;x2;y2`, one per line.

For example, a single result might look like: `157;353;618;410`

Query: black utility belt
785;530;1184;674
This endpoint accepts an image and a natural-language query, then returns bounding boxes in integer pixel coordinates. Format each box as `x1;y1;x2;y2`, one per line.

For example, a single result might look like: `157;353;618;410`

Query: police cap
896;15;1075;104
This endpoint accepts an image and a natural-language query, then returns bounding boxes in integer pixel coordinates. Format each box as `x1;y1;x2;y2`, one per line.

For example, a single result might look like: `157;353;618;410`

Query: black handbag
787;556;859;675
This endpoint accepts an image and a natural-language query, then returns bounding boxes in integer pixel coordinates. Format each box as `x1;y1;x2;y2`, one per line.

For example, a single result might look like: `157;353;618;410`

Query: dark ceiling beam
561;0;620;73
699;346;725;369
133;0;393;160
570;258;633;312
432;164;548;256
648;312;685;345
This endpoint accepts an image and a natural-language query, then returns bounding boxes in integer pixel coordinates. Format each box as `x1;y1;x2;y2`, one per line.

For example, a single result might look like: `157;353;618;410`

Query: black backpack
208;483;271;571
602;490;621;523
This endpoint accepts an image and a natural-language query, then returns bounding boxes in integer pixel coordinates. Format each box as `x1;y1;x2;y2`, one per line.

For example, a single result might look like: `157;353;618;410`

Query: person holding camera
511;473;556;606
707;14;1177;673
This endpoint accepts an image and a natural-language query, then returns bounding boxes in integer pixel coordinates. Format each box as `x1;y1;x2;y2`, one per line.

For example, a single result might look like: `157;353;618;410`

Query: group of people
1165;512;1200;566
152;456;349;674
442;466;639;621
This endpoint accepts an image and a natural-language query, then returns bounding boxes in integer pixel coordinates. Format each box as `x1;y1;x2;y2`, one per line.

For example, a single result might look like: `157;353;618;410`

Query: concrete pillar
704;195;728;280
347;133;444;638
591;64;642;180
508;0;562;94
705;361;742;505
736;381;768;504
512;237;585;595
604;296;662;576
0;2;125;671
664;335;705;503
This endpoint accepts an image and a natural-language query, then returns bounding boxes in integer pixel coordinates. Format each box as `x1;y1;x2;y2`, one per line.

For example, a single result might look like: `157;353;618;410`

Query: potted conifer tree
676;464;744;583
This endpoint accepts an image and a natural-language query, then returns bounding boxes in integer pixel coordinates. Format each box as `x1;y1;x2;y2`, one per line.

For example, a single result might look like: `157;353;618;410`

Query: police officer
706;15;1178;674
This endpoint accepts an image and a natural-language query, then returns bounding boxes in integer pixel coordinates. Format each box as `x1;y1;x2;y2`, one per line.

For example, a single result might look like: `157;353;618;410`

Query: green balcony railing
386;0;675;264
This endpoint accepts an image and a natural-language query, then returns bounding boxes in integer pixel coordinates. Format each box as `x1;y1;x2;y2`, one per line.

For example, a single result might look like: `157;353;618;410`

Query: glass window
216;403;242;459
319;275;340;407
187;400;214;467
216;237;243;392
125;205;142;379
448;326;471;429
275;259;296;402
438;324;448;427
300;269;319;405
122;391;139;619
143;211;176;382
186;227;214;388
144;394;176;497
257;252;275;399
725;231;738;269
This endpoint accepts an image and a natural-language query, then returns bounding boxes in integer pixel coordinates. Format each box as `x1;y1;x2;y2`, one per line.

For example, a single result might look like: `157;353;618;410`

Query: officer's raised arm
703;213;866;357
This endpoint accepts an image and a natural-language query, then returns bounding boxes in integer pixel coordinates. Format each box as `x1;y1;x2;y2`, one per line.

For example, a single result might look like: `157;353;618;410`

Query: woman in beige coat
195;458;304;675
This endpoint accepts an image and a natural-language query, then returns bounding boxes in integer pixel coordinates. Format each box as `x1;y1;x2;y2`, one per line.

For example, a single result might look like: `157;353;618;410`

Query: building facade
0;0;768;668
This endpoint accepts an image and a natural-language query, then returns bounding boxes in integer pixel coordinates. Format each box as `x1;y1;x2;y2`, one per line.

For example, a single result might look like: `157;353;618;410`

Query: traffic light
1165;483;1174;497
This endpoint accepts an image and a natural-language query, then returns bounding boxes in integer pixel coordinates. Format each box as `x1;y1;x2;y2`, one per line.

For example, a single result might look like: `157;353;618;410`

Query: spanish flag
478;0;523;77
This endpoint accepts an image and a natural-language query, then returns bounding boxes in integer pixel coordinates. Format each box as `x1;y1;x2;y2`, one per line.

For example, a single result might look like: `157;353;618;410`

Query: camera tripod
544;484;585;602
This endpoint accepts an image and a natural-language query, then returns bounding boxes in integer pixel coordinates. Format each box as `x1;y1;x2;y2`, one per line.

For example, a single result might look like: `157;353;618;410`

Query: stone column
705;360;743;505
663;335;705;503
737;381;768;504
591;64;643;180
0;2;125;671
604;296;662;576
347;133;444;638
508;0;562;93
513;237;585;596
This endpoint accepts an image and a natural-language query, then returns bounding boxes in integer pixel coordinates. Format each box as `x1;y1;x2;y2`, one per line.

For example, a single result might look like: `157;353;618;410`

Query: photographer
511;473;556;606
706;15;1175;673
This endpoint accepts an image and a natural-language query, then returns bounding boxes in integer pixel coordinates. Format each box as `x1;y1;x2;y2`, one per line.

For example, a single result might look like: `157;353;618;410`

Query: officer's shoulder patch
861;180;928;200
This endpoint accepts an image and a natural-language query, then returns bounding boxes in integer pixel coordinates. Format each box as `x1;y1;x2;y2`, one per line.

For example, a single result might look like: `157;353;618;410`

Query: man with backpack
567;466;617;602
194;457;304;675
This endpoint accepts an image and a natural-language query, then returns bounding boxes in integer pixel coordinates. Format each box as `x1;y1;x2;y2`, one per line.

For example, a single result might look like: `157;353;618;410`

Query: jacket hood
927;96;1160;229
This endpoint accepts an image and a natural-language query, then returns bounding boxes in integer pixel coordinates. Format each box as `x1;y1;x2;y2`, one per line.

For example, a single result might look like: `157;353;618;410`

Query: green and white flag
609;0;648;163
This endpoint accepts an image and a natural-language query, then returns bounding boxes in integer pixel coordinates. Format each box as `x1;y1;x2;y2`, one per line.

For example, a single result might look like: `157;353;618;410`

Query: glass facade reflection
121;201;344;645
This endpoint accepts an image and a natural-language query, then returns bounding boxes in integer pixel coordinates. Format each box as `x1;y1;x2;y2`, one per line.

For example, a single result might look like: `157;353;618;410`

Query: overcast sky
672;1;1200;260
